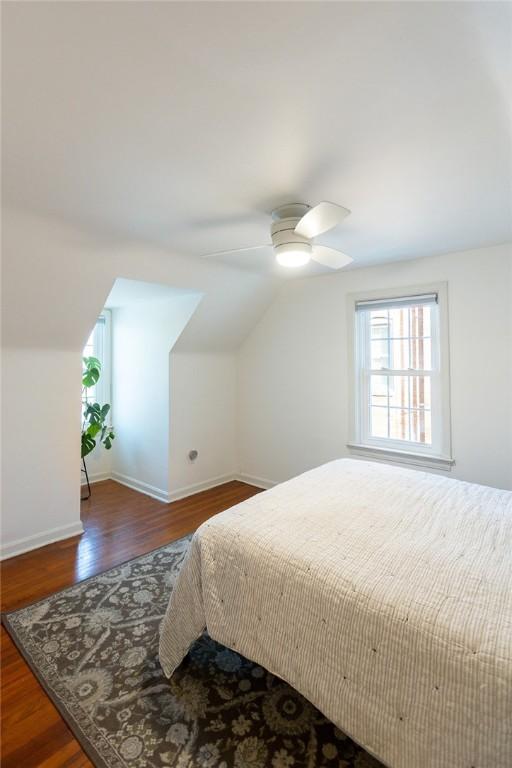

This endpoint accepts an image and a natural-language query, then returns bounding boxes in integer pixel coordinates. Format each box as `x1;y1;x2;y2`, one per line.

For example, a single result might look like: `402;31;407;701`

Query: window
349;285;453;469
83;312;111;407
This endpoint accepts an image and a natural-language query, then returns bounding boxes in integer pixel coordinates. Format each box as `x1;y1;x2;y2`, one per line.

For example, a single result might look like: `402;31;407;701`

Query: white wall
1;348;84;557
238;243;512;490
110;292;201;500
169;353;237;497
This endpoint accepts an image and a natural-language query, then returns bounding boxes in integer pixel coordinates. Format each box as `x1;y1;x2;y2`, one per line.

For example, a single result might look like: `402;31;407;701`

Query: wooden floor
1;479;261;767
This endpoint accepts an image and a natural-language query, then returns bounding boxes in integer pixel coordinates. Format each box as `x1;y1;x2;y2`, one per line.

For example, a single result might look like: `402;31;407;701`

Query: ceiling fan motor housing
200;200;351;268
271;204;312;258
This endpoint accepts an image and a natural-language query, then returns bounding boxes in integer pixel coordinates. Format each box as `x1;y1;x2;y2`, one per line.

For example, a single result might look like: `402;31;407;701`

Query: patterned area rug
3;536;382;768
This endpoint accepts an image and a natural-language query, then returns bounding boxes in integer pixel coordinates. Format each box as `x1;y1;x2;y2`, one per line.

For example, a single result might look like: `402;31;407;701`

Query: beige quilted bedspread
159;459;512;768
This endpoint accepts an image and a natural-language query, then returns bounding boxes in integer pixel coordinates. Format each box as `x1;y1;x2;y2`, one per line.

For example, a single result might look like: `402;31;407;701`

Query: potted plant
81;356;115;498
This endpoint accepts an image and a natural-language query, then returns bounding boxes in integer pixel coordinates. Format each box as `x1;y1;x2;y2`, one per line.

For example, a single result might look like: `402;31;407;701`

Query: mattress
159;459;512;767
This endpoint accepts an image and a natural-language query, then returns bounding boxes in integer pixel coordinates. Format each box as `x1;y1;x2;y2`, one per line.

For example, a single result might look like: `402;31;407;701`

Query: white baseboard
0;521;84;561
110;472;170;503
167;473;239;502
236;473;278;490
81;471;111;486
110;470;276;504
168;472;278;499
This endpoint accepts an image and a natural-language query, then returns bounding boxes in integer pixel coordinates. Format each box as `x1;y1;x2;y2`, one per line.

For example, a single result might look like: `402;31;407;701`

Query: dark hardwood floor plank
1;479;261;767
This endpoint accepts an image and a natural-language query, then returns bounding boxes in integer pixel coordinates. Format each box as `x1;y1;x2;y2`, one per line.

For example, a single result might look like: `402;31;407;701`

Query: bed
159;458;512;768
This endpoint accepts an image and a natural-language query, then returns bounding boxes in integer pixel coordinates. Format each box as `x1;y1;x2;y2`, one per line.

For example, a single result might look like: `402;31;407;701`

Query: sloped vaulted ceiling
2;1;511;275
1;208;278;353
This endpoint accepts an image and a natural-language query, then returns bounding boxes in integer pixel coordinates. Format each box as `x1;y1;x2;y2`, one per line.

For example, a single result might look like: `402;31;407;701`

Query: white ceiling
2;2;511;275
104;277;200;309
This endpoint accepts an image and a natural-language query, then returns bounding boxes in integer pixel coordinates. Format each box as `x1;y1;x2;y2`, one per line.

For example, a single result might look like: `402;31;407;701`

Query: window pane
410;337;432;370
389;408;409;441
370;311;389;338
371;340;389;369
370;375;388;406
388;307;409;338
359;300;438;451
388;376;409;409
83;319;102;415
390;338;409;369
410;305;431;337
410;409;432;444
371;406;388;438
410;376;431;409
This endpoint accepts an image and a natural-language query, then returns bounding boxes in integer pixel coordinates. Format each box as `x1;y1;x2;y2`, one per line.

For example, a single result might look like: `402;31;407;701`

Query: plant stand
81;457;91;501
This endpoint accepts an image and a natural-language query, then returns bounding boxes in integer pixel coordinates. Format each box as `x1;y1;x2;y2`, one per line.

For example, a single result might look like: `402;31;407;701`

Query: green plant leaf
83;356;101;371
82;370;100;388
87;422;101;438
81;432;96;458
85;402;102;423
82;356;102;388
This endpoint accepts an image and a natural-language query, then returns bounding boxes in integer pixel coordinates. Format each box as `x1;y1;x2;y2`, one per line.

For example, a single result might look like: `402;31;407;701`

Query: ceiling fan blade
312;245;353;270
295;201;350;239
201;244;272;259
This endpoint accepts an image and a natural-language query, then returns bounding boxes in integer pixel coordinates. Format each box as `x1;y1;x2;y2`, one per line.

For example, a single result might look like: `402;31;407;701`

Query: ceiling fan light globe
275;243;311;268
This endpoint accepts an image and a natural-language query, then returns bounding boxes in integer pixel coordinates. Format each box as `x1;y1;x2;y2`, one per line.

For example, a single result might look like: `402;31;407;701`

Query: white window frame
347;282;454;471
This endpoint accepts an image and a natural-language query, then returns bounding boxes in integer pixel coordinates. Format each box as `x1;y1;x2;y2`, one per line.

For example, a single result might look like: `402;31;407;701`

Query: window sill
347;443;455;472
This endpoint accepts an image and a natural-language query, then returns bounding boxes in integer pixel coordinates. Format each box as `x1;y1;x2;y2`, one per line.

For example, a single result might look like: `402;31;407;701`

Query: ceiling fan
201;202;353;270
